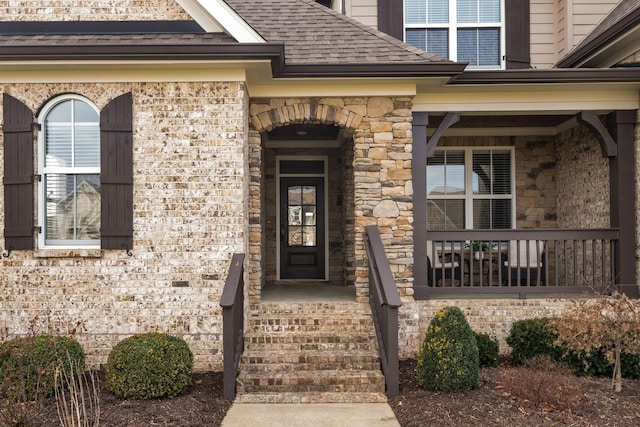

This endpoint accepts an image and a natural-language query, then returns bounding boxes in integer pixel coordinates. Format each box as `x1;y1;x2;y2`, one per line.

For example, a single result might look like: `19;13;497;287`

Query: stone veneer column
248;96;414;303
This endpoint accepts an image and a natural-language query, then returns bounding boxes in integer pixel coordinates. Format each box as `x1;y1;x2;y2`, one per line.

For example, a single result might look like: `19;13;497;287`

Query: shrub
106;332;193;399
417;306;479;391
506;318;560;364
475;332;499;368
0;335;85;401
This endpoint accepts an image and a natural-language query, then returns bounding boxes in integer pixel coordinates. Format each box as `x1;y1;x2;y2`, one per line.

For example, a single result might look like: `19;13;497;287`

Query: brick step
246;321;374;334
249;302;371;316
244;332;378;352
241;350;380;372
234;391;388;404
236;369;386;395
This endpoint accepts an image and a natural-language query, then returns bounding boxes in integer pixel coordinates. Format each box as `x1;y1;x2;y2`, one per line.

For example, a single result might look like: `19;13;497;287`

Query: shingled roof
224;0;448;65
0;0;466;77
556;0;640;68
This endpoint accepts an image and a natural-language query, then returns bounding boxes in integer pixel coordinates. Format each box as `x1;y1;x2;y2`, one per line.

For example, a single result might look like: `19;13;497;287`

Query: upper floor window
427;147;514;229
404;0;504;69
38;96;101;248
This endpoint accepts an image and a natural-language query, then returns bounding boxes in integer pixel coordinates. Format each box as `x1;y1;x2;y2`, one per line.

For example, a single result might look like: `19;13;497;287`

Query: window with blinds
427;147;513;230
404;0;503;69
39;96;101;247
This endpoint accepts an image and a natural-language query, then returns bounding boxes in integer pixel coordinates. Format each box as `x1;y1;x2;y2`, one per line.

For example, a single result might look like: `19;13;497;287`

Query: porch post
608;110;638;297
412;112;428;296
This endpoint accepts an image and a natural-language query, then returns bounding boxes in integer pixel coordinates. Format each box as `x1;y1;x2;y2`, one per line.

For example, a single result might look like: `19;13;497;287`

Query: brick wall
399;298;574;357
555;124;609;229
0;0;190;20
0;81;248;370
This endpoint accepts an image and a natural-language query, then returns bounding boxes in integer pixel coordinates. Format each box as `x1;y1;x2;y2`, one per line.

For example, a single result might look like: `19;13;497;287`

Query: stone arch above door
249;100;365;134
247;97;415;304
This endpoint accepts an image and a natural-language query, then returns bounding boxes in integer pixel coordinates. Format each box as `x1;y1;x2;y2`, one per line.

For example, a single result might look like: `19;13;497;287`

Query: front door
279;176;325;279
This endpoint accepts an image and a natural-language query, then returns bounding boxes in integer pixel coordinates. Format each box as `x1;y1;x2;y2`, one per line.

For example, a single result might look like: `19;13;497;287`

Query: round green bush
0;335;85;401
417;306;479;391
475;332;499;368
506;318;560;364
106;332;193;399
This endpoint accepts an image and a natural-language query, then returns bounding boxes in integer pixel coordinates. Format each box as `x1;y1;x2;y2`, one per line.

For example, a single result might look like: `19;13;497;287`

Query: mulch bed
4;360;640;426
389;359;640;426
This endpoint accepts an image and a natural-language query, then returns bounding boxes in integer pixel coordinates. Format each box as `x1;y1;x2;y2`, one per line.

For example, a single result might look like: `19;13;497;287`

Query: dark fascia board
279;62;467;78
556;7;640;68
0;42;467;79
0;43;286;76
451;68;640;84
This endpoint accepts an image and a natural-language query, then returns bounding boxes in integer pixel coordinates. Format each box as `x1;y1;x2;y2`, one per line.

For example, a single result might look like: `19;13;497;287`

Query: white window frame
37;94;101;249
427;146;515;229
404;0;506;69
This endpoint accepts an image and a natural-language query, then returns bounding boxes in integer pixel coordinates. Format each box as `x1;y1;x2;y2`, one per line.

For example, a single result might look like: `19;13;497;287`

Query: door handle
280;226;285;243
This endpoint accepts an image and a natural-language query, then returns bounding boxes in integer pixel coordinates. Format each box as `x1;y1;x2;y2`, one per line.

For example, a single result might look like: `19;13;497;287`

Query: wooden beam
577;111;617;157
412;112;428;291
426;112;460;158
607;110;638;297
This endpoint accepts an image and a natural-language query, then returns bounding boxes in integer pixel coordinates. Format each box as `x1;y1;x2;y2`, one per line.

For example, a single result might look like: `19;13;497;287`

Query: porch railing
418;229;619;299
220;253;245;400
364;225;402;398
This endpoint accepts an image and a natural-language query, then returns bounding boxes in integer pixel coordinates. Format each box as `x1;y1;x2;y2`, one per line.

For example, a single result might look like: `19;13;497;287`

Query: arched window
38;95;100;247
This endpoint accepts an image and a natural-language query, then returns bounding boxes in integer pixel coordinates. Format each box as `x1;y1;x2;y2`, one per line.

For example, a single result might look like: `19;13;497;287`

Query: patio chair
427;242;463;286
501;240;545;285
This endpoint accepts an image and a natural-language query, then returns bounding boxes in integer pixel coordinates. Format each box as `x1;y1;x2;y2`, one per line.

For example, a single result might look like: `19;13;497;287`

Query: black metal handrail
220;253;245;400
364;225;402;398
419;229;619;299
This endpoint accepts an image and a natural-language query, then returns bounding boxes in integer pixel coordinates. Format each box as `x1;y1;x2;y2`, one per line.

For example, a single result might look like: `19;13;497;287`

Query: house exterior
1;0;639;389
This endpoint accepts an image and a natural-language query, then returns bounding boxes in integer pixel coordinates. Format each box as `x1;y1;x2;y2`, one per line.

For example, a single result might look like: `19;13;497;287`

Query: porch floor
261;283;356;302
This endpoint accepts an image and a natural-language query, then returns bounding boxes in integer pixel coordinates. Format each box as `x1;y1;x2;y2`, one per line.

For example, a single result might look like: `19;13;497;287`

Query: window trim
427;146;515;229
404;0;506;69
37;94;101;249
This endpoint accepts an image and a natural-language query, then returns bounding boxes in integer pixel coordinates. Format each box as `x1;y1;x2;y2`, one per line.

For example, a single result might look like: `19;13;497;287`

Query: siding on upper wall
531;0;619;69
345;0;379;29
0;0;191;21
531;0;557;69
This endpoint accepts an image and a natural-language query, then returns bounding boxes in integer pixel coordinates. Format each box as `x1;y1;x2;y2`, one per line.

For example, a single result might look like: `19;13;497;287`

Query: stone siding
248;97;414;302
399;298;574;358
0;0;190;20
0;81;248;370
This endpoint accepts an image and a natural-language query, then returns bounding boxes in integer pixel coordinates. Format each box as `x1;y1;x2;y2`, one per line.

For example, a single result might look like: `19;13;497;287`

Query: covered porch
412;108;638;299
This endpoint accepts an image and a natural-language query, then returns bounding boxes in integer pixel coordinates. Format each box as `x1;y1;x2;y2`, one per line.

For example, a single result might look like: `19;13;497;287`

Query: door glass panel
288;186;302;205
303;206;316;225
303;226;316;246
287;185;318;247
302;186;316;204
288;225;303;246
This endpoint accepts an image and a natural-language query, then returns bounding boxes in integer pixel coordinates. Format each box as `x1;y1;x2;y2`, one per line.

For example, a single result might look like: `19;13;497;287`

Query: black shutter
378;0;404;41
100;92;133;251
3;94;34;250
505;0;531;69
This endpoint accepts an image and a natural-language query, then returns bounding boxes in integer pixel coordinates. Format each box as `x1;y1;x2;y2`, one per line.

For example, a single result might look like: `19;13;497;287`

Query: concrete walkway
220;403;401;427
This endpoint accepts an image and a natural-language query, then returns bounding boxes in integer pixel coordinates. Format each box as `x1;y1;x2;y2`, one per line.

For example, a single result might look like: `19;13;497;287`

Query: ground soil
4;360;640;426
389;359;640;426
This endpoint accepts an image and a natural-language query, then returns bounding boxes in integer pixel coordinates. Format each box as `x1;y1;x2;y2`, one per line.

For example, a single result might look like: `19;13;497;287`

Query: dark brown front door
280;176;325;279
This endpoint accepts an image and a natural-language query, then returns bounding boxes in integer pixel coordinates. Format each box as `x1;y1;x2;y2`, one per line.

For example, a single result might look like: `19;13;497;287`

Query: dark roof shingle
224;0;449;65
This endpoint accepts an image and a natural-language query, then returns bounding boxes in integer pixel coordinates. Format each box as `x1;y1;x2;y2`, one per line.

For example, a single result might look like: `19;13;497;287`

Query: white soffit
413;87;640;113
176;0;266;43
